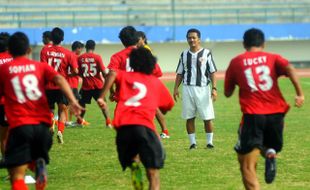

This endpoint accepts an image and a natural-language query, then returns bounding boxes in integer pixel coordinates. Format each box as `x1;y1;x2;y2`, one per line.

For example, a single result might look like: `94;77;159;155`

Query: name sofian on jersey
9;64;35;74
243;56;267;66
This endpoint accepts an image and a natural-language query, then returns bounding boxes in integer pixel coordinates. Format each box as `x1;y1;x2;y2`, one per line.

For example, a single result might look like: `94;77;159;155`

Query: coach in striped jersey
173;28;217;150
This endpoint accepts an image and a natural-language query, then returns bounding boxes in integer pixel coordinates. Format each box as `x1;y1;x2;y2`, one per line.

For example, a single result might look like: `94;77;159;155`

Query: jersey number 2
244;65;273;92
11;74;42;103
124;82;146;107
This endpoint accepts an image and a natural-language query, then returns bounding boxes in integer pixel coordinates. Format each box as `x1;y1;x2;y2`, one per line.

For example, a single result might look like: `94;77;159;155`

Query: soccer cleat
206;144;214;149
77;119;90;127
265;150;277;184
189;144;197;150
35;158;47;190
130;162;143;190
57;131;64;144
160;133;170;139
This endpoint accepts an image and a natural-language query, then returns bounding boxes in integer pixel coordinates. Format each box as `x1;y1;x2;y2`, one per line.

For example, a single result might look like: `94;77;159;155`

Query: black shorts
46;89;69;107
234;113;284;154
3;123;52;168
116;125;165;170
0;105;8;127
72;88;80;100
79;89;102;105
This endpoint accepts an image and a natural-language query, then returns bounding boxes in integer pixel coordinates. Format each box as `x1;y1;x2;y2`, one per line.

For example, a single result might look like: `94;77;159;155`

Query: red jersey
225;51;290;114
0;57;58;129
78;52;106;90
108;46;163;77
113;70;174;131
0;51;13;104
67;53;80;89
40;45;78;89
40;43;52;62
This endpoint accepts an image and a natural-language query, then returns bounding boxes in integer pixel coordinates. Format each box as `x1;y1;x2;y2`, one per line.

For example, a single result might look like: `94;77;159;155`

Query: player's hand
295;95;305;107
97;98;107;109
211;89;217;101
173;89;179;102
69;101;84;117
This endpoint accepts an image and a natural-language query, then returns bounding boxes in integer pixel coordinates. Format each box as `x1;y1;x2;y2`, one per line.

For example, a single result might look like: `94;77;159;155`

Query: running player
136;31;170;138
40;27;79;144
0;31;83;190
97;47;174;190
78;40;112;127
224;28;304;189
0;32;13;159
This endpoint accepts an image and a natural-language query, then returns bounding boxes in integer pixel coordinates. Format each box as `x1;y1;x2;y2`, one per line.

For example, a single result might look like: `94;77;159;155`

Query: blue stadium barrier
1;23;310;45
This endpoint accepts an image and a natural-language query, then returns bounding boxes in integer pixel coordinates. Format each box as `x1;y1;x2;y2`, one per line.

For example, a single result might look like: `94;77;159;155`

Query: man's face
187;32;200;48
75;47;83;56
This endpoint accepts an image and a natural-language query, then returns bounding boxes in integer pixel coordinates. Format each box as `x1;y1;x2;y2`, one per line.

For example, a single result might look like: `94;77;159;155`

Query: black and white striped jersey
176;48;217;86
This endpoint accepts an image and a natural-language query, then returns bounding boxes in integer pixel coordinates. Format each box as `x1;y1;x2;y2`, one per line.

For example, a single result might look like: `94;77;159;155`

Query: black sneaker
206;144;214;149
35;158;47;190
189;144;197;150
265;154;276;184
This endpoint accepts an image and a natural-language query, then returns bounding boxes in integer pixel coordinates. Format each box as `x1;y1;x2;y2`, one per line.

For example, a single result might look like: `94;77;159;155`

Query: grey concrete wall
32;40;310;72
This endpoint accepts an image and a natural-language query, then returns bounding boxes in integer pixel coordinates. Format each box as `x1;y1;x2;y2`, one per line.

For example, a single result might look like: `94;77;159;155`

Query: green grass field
1;78;309;190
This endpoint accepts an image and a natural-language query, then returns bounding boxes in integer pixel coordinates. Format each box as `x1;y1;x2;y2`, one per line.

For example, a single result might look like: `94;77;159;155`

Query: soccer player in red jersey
0;32;83;190
66;41;85;126
0;32;13;159
40;27;79;144
108;26;168;137
224;28;304;189
98;47;174;190
78;40;112;127
136;31;170;138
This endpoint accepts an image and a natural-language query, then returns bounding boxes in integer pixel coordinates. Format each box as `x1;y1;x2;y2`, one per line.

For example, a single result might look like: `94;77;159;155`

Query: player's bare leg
0;126;8;157
57;103;67;144
8;164;28;190
156;109;169;138
238;148;260;190
100;99;112;128
146;168;160;190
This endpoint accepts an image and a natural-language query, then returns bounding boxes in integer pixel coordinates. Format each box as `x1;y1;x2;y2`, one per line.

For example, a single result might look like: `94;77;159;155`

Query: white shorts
181;85;215;120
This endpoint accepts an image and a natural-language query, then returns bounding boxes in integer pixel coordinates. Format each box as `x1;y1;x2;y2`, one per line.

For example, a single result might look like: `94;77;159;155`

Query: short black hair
186;28;201;39
51;27;64;45
8;32;29;57
43;31;51;39
129;47;156;75
85;40;96;50
136;31;147;44
71;41;84;51
0;32;10;52
119;26;138;47
243;28;265;48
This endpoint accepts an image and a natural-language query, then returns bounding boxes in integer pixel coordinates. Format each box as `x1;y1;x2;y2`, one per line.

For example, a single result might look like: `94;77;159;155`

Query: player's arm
97;71;117;109
53;75;83;116
224;64;236;97
210;72;217;101
173;74;183;102
158;82;175;114
286;64;304;107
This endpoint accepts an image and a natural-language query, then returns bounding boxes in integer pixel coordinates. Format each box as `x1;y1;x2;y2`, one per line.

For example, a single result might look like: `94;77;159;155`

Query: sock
162;129;169;135
12;179;28;190
77;118;83;124
188;133;196;145
266;148;276;157
206;133;213;145
58;121;65;133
